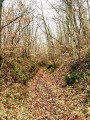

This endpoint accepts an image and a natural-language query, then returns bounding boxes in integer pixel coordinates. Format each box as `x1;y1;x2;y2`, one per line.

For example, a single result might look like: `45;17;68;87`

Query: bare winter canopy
0;0;90;62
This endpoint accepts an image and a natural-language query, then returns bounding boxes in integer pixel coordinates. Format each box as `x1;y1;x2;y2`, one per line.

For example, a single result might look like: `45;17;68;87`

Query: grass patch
46;63;58;73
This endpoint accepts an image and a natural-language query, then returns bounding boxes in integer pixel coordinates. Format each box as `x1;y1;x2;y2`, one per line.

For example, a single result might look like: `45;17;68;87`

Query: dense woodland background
0;0;90;62
0;0;90;119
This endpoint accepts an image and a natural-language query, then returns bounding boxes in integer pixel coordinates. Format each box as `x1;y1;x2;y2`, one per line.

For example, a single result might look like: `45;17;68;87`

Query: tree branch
0;14;23;31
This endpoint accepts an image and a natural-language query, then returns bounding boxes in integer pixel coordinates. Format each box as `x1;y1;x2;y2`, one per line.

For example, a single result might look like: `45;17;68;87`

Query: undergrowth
46;63;58;73
65;55;90;86
0;56;58;86
0;57;41;86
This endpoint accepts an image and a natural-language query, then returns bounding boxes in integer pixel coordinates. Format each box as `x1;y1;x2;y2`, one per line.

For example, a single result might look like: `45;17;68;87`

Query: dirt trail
0;67;88;120
27;69;65;119
26;68;86;120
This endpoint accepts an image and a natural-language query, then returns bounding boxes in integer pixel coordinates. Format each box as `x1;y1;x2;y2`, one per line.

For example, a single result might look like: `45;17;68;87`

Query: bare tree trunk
0;0;4;60
65;0;78;60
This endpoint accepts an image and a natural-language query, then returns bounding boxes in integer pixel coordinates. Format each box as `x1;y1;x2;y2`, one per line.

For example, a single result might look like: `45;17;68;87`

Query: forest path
0;67;87;120
26;68;86;120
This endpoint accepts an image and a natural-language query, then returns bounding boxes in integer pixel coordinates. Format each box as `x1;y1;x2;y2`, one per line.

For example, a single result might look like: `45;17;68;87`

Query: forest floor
0;50;90;119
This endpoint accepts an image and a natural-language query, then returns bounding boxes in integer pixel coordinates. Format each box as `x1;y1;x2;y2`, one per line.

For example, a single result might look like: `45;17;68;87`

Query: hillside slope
0;61;90;119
